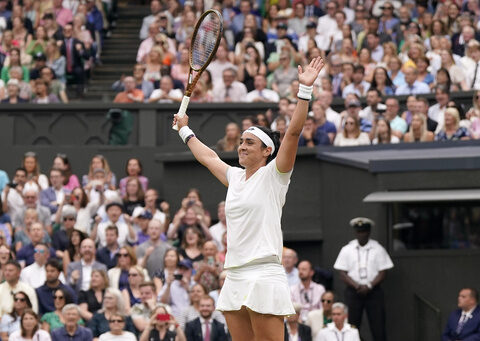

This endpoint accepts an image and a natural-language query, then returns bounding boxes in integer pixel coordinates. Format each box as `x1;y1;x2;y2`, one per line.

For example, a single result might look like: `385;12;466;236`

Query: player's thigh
247;308;285;341
223;306;255;341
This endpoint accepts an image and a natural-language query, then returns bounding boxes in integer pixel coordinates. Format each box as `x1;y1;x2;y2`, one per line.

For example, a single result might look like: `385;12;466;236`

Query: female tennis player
173;56;324;341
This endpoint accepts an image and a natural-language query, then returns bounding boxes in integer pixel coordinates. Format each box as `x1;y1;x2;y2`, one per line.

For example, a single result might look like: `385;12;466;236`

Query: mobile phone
174;273;183;280
207;256;214;266
66;194;71;202
7;182;17;188
156;313;170;321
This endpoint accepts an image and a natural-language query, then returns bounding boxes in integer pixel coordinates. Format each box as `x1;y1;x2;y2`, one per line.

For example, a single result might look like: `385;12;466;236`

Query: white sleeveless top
224;159;292;269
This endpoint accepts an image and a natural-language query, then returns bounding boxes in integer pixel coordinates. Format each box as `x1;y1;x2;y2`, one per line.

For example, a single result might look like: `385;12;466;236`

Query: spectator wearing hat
67;238;107;294
158;259;193;319
1;79;28;103
36;258;77;315
333;217;393;341
92;202;137;248
96;225;121;270
132;208;153;245
284;302;312;341
29;52;47;82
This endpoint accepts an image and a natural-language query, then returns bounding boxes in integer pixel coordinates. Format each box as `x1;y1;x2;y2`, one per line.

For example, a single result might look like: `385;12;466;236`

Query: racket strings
191;12;221;71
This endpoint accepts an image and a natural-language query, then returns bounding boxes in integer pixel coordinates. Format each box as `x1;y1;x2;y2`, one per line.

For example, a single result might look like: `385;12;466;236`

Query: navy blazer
185;317;228;341
442;305;480;341
40;187;63;214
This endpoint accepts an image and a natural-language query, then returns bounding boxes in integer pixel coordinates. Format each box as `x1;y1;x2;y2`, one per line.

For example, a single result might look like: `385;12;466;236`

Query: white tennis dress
216;159;295;316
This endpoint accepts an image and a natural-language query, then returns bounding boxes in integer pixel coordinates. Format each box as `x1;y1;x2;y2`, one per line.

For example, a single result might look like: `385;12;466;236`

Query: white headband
243;127;275;155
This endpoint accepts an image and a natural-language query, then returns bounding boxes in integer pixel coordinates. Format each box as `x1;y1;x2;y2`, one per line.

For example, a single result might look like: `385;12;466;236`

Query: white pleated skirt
216;256;295;316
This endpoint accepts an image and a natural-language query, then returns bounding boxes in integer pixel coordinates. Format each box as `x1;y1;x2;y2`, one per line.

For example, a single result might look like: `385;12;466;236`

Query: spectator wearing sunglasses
305;291;336;339
21;243;63;289
40;288;79;332
0;291;32;340
50;304;93;341
99;312;136;341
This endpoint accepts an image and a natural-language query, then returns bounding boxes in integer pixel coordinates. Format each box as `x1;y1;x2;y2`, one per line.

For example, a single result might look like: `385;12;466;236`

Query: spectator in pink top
52;0;73;27
52;154;80;192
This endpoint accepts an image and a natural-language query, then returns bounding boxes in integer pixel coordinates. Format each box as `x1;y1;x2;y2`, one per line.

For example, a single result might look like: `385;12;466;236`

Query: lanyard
334;330;345;341
357;247;370;279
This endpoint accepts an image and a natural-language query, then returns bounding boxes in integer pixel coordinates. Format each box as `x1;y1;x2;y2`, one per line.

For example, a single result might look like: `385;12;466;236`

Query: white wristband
297;83;314;101
179;126;195;144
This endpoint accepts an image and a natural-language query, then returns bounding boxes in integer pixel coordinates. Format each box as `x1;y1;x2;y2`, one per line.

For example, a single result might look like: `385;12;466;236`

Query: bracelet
297;83;314;101
179;126;195;144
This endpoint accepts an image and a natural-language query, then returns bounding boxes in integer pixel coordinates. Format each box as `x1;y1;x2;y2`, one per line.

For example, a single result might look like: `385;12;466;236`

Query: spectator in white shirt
148;76;183;103
212;68;247;102
245;74;280;103
315;303;360;341
21;243;65;289
92;202;137;248
209;202;226;252
317;1;338;39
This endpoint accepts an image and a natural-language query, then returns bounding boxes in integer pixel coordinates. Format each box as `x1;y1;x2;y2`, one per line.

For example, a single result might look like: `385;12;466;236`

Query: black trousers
66;66;86;96
345;285;387;341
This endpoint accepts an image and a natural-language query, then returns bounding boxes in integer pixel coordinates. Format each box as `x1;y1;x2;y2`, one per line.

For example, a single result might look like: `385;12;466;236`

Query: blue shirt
36;283;78;315
51;325;93;341
395;81;431;95
298;128;330;146
435;127;470;141
16;243;56;266
0;170;9;192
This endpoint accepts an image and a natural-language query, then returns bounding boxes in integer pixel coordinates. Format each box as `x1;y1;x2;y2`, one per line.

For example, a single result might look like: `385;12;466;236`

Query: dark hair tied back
255;126;281;164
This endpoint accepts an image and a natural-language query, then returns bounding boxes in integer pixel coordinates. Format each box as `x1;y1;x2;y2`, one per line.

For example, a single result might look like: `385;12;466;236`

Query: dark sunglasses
109;319;124;323
118;253;129;257
476;96;480;100
14;297;26;302
54;295;64;300
128;273;139;277
322;299;332;303
63;217;75;221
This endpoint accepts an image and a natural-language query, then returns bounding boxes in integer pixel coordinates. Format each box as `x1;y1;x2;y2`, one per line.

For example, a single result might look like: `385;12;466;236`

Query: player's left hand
298;56;325;87
173;113;189;129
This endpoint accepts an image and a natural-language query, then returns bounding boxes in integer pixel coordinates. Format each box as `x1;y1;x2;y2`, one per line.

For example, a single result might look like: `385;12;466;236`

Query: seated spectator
403;113;435;143
36;259;76;315
0;260;38;316
316;302;361;341
141;189;166;227
121;265;146;312
272;52;299;98
130;281;157;332
40;67;68;103
428;85;450;133
113;76;144;103
0;291;32;340
31;79;60;103
436;107;470;141
208;202;226;253
370;67;395;96
185;295;228;341
109;246;148;291
236;43;266;92
440;49;468;91
387;56;406;88
8;309;50;341
306;291;336;338
170;47;189;89
66;238;107;295
16;223;55;267
282;248;299;287
148;76;182;103
442;288;480;341
98;312;136;341
342;65;370;99
245;74;279;103
298;116;330;147
118;158;148;197
310;100;337;144
58;23;89;97
13;206;51;253
88;288;136;338
169;200;211;244
112;66;153;101
40;168;67;215
212;68;247;103
416;57;434;88
45;39;66;84
20;243;57;288
316;91;342;131
178;226;205;264
22;151;48;190
372;117;400;144
152;249;179;294
50;304;93;341
138;305;185;341
29;52;47;82
384;97;408;139
78;269;108;321
466;90;480;139
132;209;152;245
92;202;136;248
334;115;371;147
1;48;29;83
395;67;431;95
95;225;120;269
215;122;241;152
9;66;33;101
1;79;28;103
82;155;117;190
360;89;386;124
285;303;312;341
62;228;87;275
193;241;222;293
139;0;161;40
136;219;171;279
40;288;78;332
290;260;326;323
345;99;372;133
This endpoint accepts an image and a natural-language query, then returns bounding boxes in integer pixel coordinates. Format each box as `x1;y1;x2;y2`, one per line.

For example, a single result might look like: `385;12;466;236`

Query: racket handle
172;96;191;131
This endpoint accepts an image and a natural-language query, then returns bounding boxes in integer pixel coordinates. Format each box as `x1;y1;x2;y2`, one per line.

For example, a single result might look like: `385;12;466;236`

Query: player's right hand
173;113;189;129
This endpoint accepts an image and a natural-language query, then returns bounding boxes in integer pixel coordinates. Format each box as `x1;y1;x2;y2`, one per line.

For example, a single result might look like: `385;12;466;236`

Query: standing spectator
215;123;241;152
40;168;67;215
0;260;38;315
315;303;360;341
209;202;226;252
85;0;103;59
52;154;78;191
0;291;32;340
333;217;393;341
284;303;312;341
2;168;27;223
245;74;279;103
317;1;338;40
118;158;148;197
466;44;480;91
52;0;73;27
158;259;193;319
36;259;76;315
212;68;247;103
92;202;136;248
288;2;308;36
282;248;299;287
272;52;298;98
45;39;66;84
395;67;431;95
442;288;480;341
113;76;144;103
193;241;222;293
290;260;326;323
184;295;227;341
9;310;51;341
304;0;323;19
231;0;259;35
136;219;171;278
66;238;107;295
50;304;93;341
139;0;161;40
334;115;371;147
122;178;144;217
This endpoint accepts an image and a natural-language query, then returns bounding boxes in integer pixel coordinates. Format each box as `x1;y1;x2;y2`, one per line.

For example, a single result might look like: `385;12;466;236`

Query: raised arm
276;57;325;173
173;115;230;187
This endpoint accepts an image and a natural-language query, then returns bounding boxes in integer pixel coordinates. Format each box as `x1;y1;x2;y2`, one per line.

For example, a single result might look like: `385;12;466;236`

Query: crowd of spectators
0;0;114;101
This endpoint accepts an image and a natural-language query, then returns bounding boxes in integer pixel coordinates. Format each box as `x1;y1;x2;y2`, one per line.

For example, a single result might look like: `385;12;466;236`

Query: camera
174;273;183;280
7;183;17;188
156;313;170;321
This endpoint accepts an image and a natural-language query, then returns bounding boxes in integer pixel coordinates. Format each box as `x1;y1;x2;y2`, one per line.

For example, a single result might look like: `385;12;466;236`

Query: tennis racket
172;9;223;130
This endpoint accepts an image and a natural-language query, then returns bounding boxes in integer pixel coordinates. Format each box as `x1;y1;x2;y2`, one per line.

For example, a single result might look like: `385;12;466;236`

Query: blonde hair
408;113;430;141
444;107;460;129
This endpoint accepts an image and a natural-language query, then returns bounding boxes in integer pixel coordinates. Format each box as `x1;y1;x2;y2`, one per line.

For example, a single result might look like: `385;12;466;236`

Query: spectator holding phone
138;305;185;341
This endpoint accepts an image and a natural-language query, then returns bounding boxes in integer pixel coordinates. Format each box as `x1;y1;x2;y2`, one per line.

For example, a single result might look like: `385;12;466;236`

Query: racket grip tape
172;96;191;131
